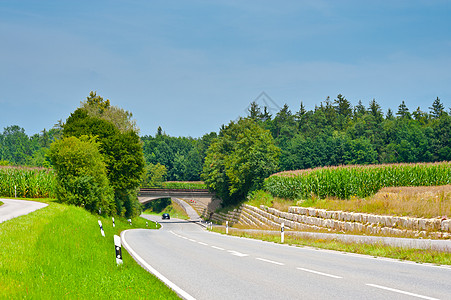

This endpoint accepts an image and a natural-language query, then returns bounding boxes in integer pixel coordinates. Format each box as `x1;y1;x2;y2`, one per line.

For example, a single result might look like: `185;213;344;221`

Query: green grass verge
211;227;451;265
0;202;179;299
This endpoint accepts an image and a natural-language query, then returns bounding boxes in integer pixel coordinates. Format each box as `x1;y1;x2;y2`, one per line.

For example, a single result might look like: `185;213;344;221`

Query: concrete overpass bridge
138;188;222;218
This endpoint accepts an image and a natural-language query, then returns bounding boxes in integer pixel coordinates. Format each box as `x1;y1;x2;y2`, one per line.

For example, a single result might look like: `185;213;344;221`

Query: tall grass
0;166;56;198
0;202;178;299
265;162;451;200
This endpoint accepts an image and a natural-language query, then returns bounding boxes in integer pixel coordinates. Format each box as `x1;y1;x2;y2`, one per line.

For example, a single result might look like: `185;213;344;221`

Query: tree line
1;94;450;207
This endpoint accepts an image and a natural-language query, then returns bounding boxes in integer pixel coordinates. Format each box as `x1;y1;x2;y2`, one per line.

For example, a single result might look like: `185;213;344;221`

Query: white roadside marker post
128;219;132;226
281;222;285;243
114;235;123;265
112;217;115;227
226;221;229;234
146;221;148;227
98;220;105;237
14;185;17;198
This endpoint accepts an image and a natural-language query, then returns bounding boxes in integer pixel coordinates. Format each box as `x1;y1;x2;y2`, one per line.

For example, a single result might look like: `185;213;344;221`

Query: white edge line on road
121;230;197;300
211;246;225;250
296;267;342;279
366;284;439;300
256;258;284;265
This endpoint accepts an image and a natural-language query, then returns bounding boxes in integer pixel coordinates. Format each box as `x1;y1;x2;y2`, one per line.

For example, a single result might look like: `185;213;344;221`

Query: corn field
264;162;451;200
0;166;56;198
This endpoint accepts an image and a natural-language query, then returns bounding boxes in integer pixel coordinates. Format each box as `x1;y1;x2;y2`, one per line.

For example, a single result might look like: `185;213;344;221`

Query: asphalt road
0;198;48;223
123;215;451;300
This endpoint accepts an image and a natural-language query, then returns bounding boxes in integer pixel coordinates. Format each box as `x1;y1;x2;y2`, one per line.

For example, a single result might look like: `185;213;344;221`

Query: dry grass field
298;185;451;218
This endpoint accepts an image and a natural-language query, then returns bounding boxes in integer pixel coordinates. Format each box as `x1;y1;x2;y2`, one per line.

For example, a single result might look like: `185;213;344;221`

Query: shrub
48;136;115;215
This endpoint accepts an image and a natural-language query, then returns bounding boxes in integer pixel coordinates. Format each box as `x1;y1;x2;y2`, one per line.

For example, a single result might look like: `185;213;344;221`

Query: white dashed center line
366;284;439;300
256;258;284;265
296;267;342;279
198;242;208;246
227;250;249;257
211;246;225;250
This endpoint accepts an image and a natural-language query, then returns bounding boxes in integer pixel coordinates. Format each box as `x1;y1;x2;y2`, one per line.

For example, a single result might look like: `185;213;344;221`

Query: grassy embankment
0;201;179;299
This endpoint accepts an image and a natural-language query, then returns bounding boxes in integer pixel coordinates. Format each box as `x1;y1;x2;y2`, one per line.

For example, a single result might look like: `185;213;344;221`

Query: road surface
123;215;451;300
0;198;48;224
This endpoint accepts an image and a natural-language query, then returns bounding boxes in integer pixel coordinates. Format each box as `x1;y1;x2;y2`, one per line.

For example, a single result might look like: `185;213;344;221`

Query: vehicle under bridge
138;188;221;218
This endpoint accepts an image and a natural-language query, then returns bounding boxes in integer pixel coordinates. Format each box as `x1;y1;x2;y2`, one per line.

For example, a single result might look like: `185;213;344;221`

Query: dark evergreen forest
1;96;450;181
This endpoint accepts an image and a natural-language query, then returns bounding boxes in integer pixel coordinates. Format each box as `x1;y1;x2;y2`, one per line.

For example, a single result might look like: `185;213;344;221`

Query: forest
1;95;450;182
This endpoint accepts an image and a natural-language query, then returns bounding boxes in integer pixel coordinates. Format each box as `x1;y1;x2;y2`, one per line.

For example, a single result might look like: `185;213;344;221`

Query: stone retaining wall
206;204;451;239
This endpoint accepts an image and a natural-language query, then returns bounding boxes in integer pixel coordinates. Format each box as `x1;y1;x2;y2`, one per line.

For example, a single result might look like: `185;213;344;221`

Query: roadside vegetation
0;201;179;299
162;181;207;189
0;166;55;198
211;227;451;266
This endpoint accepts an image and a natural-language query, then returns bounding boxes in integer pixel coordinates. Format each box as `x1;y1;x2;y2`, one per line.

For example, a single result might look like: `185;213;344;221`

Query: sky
1;0;450;138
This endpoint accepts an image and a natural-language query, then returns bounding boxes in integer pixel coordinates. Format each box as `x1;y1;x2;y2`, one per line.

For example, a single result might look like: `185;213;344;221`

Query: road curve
0;198;48;223
123;215;451;300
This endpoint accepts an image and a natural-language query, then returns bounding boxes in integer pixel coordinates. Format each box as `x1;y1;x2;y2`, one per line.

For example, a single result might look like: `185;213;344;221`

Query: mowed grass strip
212;227;451;265
0;203;179;299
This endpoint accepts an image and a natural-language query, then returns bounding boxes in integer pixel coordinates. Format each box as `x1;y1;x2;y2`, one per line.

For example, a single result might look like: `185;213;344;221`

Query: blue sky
1;0;450;138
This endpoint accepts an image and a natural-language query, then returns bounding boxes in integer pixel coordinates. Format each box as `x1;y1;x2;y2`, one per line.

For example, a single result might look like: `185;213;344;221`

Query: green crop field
265;162;451;200
0;166;56;198
0;202;179;299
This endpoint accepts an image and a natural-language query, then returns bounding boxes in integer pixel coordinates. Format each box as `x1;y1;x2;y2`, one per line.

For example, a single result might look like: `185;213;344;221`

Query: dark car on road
162;213;170;220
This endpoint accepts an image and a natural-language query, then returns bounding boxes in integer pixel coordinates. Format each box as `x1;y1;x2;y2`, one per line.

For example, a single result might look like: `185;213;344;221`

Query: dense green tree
142;163;167;187
63;96;145;217
354;100;366;119
81;91;139;133
368;99;384;123
202;118;280;206
396;100;411;119
0;126;32;165
429;97;446;118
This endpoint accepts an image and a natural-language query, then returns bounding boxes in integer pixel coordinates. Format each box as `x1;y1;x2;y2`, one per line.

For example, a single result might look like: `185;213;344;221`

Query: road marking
227;250;249;257
256;258;284;265
188;239;196;242
366;284;439;300
121;230;197;300
198;242;208;246
211;246;225;250
296;267;342;279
